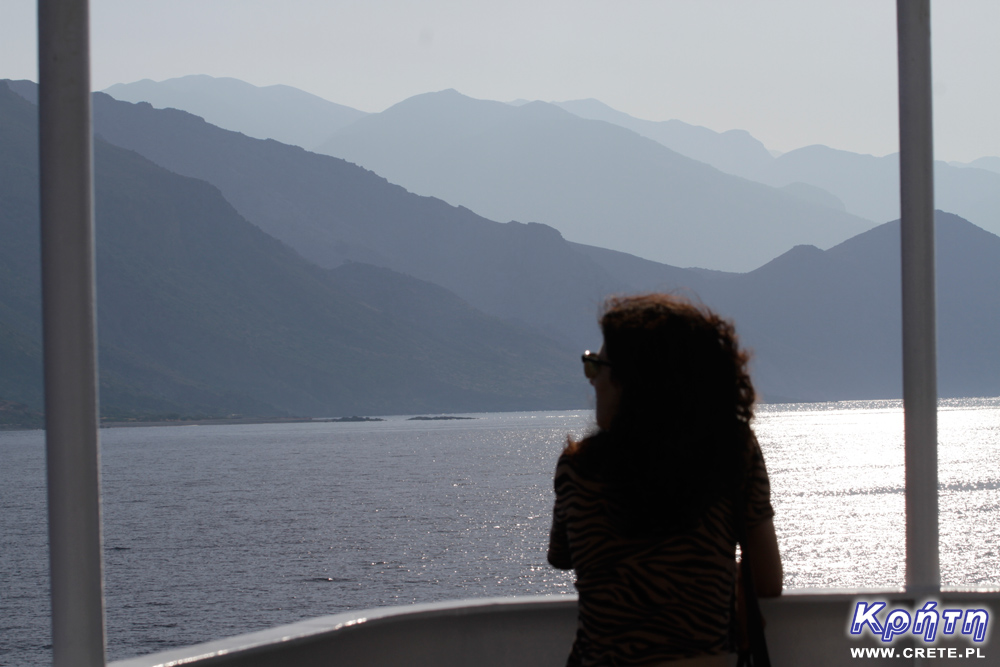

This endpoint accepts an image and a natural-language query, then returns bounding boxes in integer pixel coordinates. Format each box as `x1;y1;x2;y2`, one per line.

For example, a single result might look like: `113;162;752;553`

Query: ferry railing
105;593;1000;667
36;0;968;665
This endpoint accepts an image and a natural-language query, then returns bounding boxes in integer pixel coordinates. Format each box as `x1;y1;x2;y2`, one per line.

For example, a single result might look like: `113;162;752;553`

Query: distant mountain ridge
549;98;1000;236
103;75;368;151
0;82;584;420
6;80;998;413
755;145;1000;237
103;77;1000;240
958;156;1000;175
552;98;774;180
315;89;874;272
691;212;1000;401
86;89;628;349
81;87;1000;401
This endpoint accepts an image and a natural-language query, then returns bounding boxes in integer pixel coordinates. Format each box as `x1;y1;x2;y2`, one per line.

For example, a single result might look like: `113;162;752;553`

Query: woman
549;294;782;666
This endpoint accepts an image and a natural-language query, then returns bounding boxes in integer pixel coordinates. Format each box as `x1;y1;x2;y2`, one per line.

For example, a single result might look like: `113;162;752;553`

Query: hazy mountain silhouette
99;76;1000;242
551;97;1000;236
950;156;1000;176
82;88;635;348
8;81;995;408
315;89;874;272
777;182;847;212
758;145;899;222
84;87;1000;401
571;213;1000;402
552;98;774;180
103;75;368;151
0;82;584;421
698;211;1000;401
757;145;1000;237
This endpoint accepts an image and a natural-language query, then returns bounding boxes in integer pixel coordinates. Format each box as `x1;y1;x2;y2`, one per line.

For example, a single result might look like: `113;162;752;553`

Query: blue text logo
849;600;989;643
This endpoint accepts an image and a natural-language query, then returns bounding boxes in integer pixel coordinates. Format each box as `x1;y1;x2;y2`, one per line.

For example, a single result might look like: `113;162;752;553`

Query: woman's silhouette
549;294;782;666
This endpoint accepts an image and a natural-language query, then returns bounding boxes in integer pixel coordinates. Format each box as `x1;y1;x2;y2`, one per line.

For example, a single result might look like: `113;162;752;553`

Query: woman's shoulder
557;432;609;474
555;434;613;497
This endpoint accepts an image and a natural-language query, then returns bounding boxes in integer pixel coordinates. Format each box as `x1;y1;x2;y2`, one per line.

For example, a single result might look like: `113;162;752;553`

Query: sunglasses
581;350;612;380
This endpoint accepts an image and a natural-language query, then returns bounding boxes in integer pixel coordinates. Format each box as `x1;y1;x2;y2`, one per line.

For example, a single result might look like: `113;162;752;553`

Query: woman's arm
548;513;573;570
743;517;783;597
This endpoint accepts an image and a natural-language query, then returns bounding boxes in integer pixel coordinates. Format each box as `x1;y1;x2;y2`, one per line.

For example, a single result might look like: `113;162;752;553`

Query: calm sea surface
2;399;999;665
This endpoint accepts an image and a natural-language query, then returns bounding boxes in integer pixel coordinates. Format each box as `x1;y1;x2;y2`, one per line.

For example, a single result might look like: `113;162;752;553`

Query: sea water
2;398;999;665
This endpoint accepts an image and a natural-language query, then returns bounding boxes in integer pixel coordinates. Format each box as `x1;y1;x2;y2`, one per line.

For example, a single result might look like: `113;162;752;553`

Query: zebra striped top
548;440;774;666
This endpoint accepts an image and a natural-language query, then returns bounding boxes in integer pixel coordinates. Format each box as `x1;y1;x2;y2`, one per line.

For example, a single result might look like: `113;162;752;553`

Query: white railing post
38;0;108;664
896;0;939;596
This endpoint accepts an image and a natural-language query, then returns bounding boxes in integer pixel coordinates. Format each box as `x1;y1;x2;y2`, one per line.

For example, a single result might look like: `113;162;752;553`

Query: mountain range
694;212;1000;401
4;78;999;426
103;77;1000;257
0;82;584;423
103;74;367;151
550;98;775;181
313;89;874;272
83;87;618;350
755;146;1000;237
554;98;1000;236
951;156;1000;175
318;90;1000;256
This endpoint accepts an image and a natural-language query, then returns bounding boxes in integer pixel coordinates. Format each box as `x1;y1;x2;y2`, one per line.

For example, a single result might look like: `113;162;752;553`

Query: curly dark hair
569;293;758;535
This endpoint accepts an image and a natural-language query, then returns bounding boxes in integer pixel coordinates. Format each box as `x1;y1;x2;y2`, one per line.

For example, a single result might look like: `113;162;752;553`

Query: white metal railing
106;593;1000;667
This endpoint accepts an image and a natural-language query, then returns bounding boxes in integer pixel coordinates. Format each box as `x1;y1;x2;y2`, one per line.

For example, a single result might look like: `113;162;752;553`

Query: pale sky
2;0;997;163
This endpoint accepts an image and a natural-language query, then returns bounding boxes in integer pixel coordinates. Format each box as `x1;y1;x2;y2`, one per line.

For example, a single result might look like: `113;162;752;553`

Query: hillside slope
103;75;367;151
700;212;1000;400
315;90;873;271
553;98;774;180
758;145;1000;236
0;83;584;421
8;81;996;406
552;96;1000;236
84;89;631;347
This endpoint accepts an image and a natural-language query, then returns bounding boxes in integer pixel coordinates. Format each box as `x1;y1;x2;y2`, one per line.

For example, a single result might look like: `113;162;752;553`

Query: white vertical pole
896;0;939;596
37;0;108;664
